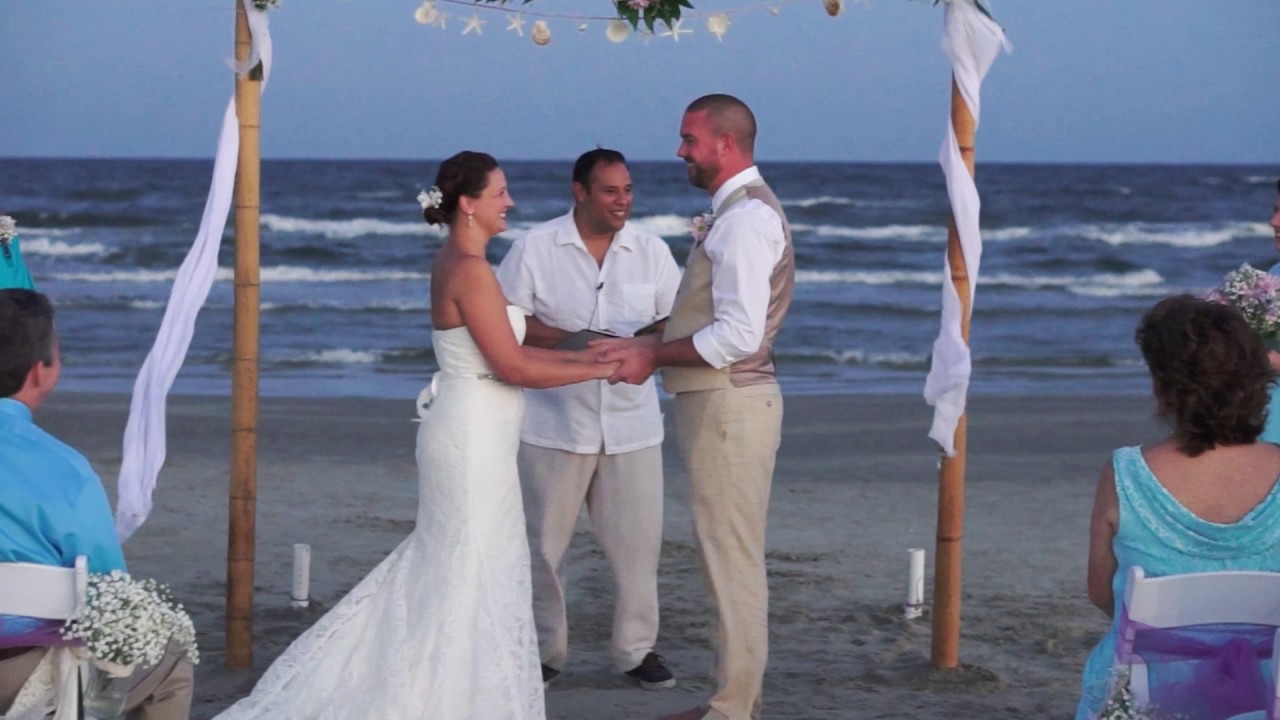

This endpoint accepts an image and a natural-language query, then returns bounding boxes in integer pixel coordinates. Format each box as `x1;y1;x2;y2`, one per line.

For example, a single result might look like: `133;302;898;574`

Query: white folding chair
0;556;89;718
1116;565;1280;719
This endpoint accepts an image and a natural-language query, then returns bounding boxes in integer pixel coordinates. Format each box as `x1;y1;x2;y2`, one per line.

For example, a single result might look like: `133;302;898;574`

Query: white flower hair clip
418;187;444;211
0;216;15;243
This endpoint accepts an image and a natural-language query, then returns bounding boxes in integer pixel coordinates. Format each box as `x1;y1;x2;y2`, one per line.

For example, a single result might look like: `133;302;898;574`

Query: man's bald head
685;94;757;157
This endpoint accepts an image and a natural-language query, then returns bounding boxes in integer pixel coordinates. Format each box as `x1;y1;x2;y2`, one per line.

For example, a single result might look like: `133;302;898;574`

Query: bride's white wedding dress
216;306;544;720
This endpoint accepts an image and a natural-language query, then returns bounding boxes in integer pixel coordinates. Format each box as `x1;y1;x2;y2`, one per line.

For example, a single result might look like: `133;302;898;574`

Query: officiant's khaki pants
675;383;782;720
0;642;193;719
519;442;665;672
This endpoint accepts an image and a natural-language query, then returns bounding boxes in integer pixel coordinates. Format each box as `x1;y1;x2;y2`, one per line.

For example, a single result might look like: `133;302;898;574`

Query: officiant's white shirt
694;166;787;369
498;212;680;455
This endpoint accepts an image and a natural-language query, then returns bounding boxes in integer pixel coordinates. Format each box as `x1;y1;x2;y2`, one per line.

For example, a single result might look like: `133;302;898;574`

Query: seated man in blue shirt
0;289;193;719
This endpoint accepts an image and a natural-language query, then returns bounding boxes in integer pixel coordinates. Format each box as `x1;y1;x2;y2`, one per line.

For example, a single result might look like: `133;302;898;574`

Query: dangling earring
467;212;474;228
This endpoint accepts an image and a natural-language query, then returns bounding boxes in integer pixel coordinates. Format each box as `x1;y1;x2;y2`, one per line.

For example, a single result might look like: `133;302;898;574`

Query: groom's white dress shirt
498;212;680;455
693;166;787;369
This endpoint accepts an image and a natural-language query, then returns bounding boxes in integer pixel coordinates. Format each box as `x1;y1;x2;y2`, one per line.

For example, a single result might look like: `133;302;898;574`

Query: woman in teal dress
1076;295;1280;718
0;215;36;290
1262;179;1280;444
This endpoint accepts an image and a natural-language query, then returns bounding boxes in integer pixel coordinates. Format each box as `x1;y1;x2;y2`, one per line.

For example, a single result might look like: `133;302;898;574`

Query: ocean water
0;158;1275;399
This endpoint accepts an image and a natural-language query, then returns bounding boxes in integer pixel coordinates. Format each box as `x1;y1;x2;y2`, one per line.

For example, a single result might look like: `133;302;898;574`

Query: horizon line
1;155;1276;169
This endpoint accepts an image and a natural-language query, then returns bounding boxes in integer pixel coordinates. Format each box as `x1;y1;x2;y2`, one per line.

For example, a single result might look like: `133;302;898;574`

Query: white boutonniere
690;211;715;245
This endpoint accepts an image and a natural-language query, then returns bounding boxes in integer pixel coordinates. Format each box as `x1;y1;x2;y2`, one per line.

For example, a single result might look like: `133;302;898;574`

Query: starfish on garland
660;18;691;42
506;14;526;36
462;13;486;35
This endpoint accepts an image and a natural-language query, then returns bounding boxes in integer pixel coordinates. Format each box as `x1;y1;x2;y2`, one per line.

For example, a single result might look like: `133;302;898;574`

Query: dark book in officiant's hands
555;316;668;351
556;329;620;351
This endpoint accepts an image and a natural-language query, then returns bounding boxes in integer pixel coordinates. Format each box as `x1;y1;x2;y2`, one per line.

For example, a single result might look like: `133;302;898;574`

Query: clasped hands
587;334;662;385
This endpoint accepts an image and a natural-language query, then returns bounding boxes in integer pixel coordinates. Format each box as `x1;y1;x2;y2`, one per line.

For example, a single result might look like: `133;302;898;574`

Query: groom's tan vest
662;180;795;392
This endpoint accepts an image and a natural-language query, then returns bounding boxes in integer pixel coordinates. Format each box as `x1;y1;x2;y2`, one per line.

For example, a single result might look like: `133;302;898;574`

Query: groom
597;94;794;720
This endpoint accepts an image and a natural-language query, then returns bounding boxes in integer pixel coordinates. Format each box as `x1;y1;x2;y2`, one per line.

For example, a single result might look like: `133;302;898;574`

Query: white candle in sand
904;547;925;619
291;543;312;608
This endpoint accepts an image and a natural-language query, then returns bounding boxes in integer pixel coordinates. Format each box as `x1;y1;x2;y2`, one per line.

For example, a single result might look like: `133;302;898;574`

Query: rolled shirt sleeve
690;201;785;369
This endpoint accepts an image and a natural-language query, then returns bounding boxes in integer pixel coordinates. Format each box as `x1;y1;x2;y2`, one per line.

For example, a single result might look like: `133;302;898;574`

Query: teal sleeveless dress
1075;446;1280;718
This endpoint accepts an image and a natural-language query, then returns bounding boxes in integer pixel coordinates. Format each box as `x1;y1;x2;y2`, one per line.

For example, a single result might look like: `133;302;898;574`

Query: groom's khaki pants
675;383;782;720
519;442;665;672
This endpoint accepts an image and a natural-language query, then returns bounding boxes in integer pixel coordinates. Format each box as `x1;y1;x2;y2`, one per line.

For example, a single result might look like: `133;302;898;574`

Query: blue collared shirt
0;398;125;639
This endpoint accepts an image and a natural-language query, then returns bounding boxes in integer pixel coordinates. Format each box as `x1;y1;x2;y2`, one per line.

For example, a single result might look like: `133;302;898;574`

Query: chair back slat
0;560;83;620
1125;567;1280;628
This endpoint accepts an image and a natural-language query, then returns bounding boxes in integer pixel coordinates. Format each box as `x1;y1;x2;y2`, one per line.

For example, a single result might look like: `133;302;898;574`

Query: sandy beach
36;390;1165;719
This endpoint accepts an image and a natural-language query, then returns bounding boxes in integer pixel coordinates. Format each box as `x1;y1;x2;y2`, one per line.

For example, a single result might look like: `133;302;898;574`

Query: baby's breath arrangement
1098;670;1162;720
61;571;199;672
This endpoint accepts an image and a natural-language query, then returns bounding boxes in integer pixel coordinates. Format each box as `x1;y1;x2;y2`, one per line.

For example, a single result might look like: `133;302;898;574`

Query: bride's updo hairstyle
1137;294;1273;456
423;151;500;226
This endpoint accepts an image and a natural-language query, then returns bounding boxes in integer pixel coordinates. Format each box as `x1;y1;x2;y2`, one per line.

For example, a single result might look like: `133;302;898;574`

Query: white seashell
823;0;844;17
413;1;438;25
577;22;588;32
532;20;551;45
707;13;729;41
606;19;630;43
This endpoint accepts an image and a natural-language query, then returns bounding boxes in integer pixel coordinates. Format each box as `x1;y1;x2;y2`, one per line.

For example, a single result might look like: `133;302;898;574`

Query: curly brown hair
1136;294;1275;456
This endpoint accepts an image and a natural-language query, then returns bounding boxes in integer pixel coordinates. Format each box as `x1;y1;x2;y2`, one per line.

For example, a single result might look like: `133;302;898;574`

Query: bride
215;151;617;720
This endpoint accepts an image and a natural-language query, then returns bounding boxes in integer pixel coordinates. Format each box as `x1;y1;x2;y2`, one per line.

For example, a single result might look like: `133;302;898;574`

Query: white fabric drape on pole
115;0;272;541
923;0;1009;457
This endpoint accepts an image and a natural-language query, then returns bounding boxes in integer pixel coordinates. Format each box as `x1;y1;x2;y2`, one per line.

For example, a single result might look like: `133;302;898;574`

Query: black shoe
624;652;676;690
541;664;560;688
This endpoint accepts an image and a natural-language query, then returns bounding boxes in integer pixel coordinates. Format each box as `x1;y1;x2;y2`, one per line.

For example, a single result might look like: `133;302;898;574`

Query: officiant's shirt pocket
622;283;657;318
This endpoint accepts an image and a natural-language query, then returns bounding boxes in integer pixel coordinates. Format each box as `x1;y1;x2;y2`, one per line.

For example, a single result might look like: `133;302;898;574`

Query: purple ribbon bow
1116;615;1274;719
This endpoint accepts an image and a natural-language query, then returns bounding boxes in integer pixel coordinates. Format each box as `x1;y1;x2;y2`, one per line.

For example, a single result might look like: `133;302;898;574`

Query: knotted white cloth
923;0;1010;456
4;648;83;720
115;0;273;541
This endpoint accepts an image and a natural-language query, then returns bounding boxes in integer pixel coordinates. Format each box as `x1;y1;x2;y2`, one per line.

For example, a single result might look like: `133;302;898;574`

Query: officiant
496;148;680;689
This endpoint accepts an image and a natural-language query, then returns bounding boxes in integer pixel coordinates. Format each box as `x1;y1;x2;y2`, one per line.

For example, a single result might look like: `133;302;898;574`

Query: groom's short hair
0;289;56;398
572;148;628;190
686;94;757;156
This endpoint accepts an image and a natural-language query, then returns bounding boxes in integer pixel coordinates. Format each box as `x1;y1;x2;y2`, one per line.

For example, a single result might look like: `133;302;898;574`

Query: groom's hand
595;341;659;385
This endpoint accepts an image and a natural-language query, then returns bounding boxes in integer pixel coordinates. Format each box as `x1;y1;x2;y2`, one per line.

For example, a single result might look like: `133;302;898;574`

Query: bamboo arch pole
931;75;976;670
227;0;262;669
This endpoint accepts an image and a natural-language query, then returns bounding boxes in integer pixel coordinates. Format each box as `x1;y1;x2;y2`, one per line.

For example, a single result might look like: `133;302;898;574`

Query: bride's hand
594;360;623;379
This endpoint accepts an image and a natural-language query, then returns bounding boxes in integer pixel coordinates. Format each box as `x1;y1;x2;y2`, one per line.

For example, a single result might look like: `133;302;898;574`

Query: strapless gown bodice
432;305;527;377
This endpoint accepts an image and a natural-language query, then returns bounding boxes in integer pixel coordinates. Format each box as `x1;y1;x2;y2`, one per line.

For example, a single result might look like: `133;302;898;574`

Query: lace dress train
216;308;544;720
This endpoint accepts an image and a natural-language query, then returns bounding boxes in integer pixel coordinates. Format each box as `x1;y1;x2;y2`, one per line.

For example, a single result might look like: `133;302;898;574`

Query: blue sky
2;0;1276;164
